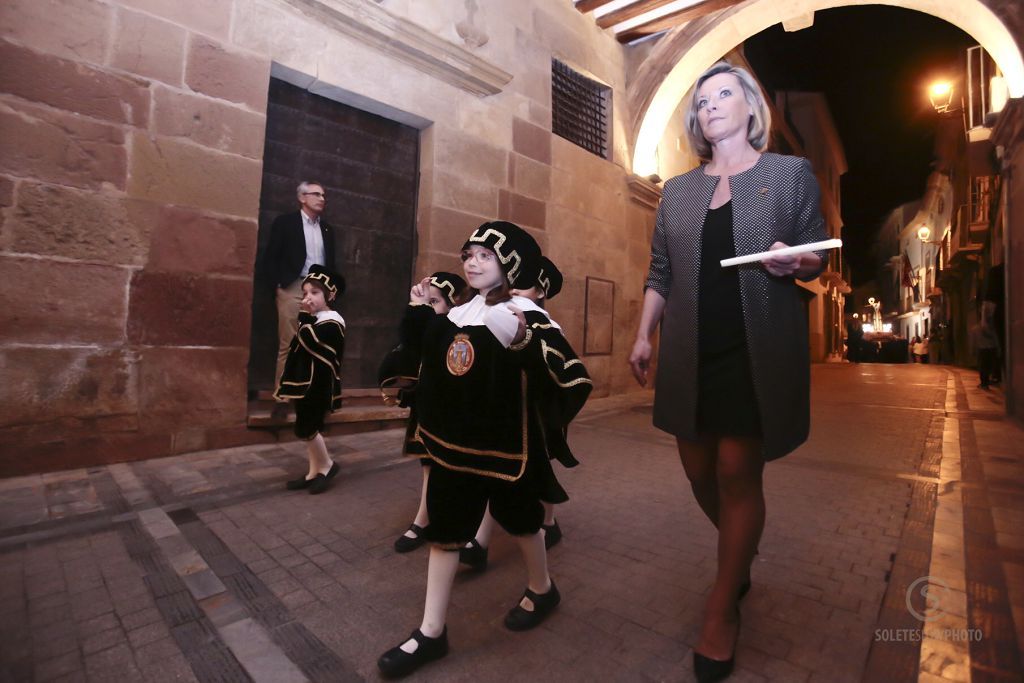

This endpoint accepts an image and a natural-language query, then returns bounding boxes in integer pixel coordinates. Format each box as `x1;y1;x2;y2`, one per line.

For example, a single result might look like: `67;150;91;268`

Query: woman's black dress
696;201;762;437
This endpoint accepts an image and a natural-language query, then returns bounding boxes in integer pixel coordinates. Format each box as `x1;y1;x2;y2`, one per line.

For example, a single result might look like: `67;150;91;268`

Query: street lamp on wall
929;81;954;113
917;225;930;299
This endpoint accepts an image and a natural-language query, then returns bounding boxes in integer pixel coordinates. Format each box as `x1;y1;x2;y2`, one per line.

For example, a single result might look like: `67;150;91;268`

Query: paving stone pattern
0;365;1022;682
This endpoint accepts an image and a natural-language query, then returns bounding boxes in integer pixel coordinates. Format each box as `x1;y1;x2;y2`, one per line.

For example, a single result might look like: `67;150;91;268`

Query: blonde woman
629;61;829;682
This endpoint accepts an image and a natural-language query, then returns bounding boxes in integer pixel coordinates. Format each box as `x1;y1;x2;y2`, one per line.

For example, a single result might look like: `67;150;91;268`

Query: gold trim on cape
541;339;593;388
416;373;529;481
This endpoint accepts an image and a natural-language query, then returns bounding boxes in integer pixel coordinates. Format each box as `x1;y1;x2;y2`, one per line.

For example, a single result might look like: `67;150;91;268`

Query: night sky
743;6;974;285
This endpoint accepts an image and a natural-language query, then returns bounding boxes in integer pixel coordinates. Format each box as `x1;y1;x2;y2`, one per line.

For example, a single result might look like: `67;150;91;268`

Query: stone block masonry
0;0;271;474
0;0;650;473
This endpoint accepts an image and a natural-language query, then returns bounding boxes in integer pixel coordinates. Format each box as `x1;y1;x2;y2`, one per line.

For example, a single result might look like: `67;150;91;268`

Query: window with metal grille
552;59;611;159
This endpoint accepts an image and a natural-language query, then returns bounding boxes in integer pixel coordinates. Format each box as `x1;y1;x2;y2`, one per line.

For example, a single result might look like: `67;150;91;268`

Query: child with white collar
458;255;574;571
377;222;591;678
273;265;346;495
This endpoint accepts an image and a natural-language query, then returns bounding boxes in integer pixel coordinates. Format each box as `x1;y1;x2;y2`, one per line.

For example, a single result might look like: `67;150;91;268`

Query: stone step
254;388;385;408
247;404;408;429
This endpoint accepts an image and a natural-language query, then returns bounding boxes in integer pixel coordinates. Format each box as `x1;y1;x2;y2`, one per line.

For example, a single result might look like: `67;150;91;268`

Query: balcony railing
952;201;989;254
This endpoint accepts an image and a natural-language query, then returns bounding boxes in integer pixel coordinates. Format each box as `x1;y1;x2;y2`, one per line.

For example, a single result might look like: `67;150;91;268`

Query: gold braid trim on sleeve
541;339;593;388
508;328;533;351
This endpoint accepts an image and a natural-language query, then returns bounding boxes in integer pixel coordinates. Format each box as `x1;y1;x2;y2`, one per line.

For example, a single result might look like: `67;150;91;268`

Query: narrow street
1;364;1021;682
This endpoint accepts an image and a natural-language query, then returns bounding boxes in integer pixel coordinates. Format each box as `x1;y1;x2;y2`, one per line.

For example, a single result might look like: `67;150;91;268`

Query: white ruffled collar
447;294;558;328
316;310;346;328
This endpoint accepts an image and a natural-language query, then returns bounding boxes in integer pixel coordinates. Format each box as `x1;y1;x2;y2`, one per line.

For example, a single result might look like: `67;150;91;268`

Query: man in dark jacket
264;181;337;418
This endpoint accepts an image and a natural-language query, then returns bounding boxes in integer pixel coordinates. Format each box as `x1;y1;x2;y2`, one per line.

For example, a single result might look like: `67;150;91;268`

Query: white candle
720;239;843;267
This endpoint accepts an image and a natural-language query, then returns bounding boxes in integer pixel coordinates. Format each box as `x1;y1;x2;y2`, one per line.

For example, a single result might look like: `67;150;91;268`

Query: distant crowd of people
845;312;1003;390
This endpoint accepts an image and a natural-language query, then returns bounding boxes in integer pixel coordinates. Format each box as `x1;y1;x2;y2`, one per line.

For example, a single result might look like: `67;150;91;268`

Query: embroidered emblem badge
446;333;475;376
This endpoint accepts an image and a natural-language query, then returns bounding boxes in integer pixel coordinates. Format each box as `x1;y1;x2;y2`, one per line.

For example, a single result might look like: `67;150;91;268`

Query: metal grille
552;59;610;158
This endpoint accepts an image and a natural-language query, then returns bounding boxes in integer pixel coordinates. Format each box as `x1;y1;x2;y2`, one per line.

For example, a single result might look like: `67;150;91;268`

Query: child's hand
410;277;431;304
507;304;527;345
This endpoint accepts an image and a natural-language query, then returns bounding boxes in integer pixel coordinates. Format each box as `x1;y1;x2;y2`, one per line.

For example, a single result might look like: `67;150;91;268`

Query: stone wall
1007;134;1024;417
993;98;1024;420
0;0;271;474
0;0;655;473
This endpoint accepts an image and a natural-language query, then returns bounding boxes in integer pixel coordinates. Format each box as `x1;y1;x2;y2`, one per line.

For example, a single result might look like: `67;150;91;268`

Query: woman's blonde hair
684;61;771;160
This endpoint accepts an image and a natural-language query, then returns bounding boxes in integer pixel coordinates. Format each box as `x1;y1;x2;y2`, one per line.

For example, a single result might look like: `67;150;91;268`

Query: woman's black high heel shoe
693;649;735;683
377;627;448;679
692;609;740;683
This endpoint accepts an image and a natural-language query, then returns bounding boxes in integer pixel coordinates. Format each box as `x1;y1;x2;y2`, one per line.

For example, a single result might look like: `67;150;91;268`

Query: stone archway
629;0;1024;175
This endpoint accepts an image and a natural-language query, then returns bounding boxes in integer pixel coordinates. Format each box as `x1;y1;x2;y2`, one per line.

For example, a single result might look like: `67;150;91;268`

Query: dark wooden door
249;78;418;391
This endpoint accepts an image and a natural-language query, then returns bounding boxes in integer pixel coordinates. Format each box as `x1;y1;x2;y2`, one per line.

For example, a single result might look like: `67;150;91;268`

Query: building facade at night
1;0;1022;474
775;91;849;362
894;173;953;348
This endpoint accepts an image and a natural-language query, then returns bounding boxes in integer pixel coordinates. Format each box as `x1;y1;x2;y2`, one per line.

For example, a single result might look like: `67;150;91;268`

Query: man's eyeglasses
302;191;326;198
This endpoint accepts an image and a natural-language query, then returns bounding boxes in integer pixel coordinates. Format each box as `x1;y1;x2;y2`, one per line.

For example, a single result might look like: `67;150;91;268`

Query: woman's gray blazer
645;152;829;461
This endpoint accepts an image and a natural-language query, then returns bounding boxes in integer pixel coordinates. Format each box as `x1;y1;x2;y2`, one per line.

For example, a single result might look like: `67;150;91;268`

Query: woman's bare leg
677;435;720;527
696;436;764;660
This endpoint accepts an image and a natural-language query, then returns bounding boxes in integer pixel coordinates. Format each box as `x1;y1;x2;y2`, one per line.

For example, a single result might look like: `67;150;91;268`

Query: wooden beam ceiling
595;0;677;29
614;0;744;43
574;0;620;14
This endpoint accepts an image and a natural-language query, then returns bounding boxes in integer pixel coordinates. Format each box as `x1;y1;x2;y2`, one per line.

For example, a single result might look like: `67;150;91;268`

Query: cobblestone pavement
1;364;1021;682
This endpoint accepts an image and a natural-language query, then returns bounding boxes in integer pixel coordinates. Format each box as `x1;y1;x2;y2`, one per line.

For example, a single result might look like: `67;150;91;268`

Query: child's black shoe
458;539;488;571
308;462;339;494
504;581;560;631
542;521;562;549
285;476;313;490
377;627;448;678
394;524;427;553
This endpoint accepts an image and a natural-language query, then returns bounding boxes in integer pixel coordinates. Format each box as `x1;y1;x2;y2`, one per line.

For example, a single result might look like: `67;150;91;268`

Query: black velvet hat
462;221;542;288
303;264;345;299
428;272;467;307
537;256;562;300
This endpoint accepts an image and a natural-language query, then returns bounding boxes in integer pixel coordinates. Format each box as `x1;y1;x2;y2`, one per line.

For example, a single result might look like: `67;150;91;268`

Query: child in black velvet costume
377;223;591;678
273;265;345;495
379;272;467;553
457;255;577;571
